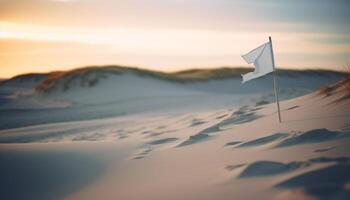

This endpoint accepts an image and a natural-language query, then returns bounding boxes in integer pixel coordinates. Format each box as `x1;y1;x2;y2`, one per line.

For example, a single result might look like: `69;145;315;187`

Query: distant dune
1;65;345;92
32;66;345;93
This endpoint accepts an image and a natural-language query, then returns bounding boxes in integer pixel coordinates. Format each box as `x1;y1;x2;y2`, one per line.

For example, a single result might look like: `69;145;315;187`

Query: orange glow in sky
1;0;350;78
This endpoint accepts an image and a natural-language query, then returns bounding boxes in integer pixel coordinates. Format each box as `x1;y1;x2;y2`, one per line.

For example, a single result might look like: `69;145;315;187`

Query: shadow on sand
275;163;350;200
227;129;349;149
276;129;349;148
0;149;105;200
237;156;350;179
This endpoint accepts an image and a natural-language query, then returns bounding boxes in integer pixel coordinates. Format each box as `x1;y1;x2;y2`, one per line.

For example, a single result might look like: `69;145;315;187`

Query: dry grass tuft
318;76;350;102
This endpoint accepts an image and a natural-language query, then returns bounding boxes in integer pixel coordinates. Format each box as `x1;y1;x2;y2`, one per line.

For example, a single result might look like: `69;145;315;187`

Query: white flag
241;41;274;83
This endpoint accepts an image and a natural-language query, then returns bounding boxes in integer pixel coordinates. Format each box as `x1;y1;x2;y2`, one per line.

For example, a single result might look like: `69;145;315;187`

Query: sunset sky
1;0;350;78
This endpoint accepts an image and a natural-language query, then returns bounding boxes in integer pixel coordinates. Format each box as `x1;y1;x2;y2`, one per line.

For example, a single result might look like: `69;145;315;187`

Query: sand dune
0;69;349;200
0;67;345;128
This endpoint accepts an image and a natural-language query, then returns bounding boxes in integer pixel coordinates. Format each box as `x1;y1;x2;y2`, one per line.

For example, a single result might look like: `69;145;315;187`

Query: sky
0;0;350;78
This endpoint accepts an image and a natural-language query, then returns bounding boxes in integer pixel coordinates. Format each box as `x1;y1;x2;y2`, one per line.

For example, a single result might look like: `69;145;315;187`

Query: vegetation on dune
318;63;350;101
318;76;350;102
35;71;67;92
34;66;253;93
34;67;125;92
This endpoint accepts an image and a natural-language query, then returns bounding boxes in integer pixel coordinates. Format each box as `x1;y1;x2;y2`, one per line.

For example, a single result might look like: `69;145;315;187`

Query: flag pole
269;36;282;123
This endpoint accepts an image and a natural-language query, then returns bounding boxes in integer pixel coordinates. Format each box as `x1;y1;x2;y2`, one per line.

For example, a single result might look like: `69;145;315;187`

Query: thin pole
269;36;282;123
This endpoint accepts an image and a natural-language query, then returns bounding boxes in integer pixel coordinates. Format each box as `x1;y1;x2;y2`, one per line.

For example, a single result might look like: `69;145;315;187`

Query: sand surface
0;72;349;200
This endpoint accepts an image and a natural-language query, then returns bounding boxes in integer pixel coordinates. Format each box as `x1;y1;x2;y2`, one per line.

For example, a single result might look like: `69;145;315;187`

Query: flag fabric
241;41;274;83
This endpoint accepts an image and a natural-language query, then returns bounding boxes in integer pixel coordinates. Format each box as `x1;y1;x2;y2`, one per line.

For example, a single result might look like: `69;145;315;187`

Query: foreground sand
1;80;350;200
